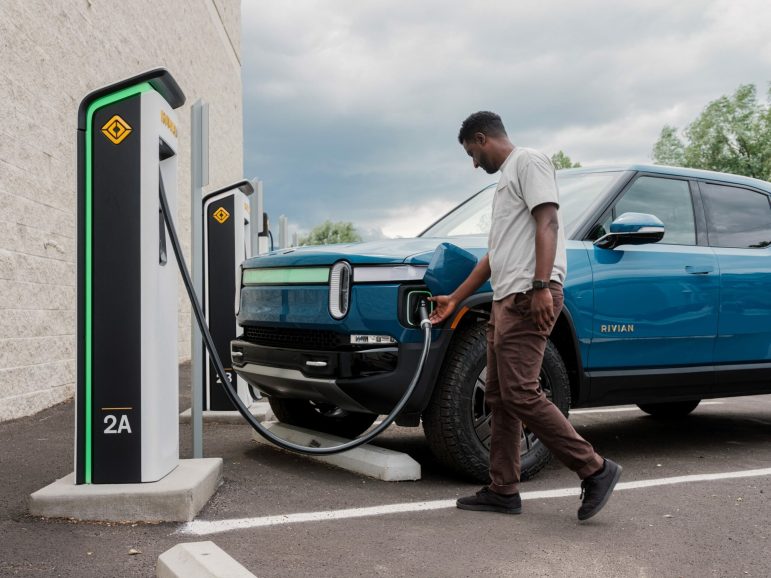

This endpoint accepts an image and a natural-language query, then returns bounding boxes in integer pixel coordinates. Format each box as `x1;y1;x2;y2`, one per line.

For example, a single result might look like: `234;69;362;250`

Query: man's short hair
458;111;507;144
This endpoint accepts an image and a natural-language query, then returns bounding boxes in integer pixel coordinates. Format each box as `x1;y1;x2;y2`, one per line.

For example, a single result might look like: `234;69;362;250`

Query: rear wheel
637;400;701;418
423;321;571;483
268;398;378;438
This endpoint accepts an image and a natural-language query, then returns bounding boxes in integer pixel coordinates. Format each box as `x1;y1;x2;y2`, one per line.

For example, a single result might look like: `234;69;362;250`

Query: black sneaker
577;459;622;521
457;487;522;514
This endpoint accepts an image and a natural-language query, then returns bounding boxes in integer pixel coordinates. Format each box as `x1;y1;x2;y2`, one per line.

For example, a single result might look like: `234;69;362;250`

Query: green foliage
652;125;685;168
652;84;771;180
298;220;362;246
551;150;582;169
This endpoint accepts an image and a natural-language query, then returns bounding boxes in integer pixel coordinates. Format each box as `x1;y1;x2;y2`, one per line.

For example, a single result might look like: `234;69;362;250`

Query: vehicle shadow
373;405;771;483
571;409;771;457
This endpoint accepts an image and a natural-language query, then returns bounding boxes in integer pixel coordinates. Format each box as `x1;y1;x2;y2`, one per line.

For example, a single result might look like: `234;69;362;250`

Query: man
428;111;621;521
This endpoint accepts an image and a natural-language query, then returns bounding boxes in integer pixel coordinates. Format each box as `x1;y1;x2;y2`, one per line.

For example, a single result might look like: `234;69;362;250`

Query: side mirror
594;212;665;250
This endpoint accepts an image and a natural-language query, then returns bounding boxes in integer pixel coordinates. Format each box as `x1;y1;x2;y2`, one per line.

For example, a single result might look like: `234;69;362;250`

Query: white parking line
571;401;724;415
179;466;771;536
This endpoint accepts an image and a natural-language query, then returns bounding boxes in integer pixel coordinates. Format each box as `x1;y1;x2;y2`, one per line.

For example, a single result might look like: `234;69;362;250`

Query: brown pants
486;284;603;494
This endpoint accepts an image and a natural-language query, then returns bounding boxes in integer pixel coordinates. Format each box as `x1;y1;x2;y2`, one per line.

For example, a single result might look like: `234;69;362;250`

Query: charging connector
418;298;432;329
407;290;433;326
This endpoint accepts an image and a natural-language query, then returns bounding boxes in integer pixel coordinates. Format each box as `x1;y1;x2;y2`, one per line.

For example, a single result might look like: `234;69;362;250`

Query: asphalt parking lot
1;365;769;577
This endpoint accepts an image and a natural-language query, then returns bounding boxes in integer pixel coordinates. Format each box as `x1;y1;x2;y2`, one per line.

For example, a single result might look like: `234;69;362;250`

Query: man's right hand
428;295;457;325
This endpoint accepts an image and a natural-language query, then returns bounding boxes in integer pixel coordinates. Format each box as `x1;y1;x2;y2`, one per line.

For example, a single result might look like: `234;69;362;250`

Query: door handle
685;265;713;275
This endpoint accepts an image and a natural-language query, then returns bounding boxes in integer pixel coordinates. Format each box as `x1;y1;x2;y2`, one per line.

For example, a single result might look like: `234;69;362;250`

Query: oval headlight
329;261;352;319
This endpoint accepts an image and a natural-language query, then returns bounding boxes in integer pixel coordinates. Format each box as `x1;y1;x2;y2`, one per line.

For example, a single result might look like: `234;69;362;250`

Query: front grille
241;325;349;350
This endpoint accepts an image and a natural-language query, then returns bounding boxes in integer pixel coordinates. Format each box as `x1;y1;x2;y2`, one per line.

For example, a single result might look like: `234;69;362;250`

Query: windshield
420;170;630;239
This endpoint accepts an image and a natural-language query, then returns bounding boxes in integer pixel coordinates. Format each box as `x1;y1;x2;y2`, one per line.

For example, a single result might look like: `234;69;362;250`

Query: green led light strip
83;82;151;484
242;267;331;285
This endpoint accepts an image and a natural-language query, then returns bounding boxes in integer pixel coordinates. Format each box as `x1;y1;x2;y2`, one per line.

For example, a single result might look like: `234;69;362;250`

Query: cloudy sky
241;0;771;239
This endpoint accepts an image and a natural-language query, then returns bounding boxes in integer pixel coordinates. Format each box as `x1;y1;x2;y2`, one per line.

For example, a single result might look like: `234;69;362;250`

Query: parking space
1;376;769;577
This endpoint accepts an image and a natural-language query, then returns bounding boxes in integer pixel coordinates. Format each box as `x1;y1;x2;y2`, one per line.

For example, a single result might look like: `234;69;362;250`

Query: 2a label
215;371;233;385
104;414;132;434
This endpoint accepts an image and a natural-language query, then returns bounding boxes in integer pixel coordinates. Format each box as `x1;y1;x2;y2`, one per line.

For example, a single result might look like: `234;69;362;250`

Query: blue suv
231;165;771;481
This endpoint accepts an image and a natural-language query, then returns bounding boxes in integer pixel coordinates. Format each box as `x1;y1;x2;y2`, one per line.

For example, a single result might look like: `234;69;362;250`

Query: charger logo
101;115;132;144
213;207;230;224
161;110;177;137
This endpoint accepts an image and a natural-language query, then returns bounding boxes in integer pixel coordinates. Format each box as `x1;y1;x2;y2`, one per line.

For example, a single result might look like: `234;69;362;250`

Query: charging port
407;290;433;326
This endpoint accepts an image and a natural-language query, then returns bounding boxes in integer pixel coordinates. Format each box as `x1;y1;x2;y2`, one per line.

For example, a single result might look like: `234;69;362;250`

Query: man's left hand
531;289;554;332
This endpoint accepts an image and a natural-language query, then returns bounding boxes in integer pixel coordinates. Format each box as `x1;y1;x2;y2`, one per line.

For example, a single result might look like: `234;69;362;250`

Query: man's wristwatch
532;279;550;290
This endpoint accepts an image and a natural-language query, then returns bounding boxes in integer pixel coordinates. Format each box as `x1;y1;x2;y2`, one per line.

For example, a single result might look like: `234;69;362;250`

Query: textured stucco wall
0;0;243;421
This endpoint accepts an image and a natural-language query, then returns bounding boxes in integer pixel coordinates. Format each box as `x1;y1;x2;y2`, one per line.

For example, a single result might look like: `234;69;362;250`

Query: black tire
268;398;378;438
637;400;701;418
423;321;571;483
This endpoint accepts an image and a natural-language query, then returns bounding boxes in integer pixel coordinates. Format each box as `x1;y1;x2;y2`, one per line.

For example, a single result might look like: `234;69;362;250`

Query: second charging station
201;181;257;411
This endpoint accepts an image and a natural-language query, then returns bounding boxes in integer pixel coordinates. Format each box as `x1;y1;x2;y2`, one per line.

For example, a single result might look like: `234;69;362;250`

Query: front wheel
423;321;571;483
268;398;378;438
637;400;701;418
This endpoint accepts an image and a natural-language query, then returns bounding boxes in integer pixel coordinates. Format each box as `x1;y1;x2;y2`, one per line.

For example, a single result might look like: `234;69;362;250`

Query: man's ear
474;132;487;146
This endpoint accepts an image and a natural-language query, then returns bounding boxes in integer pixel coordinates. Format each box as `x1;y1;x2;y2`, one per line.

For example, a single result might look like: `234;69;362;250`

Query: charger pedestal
29;69;221;522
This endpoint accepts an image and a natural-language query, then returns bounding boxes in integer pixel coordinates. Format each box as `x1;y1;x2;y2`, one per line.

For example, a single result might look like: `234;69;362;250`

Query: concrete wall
0;0;244;421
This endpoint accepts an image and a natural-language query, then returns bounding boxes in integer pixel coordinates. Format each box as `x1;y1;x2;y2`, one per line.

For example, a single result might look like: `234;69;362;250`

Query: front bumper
230;332;451;415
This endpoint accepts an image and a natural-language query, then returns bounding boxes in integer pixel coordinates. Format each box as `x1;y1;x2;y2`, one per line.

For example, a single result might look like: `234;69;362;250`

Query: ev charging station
31;66;428;528
201;180;255;411
75;70;185;484
31;69;222;523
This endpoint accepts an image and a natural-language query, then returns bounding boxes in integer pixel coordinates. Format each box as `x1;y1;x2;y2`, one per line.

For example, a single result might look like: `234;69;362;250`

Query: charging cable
159;176;433;455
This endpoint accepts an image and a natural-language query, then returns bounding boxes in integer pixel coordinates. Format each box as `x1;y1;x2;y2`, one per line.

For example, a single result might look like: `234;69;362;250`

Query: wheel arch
448;292;586;408
550;308;586;408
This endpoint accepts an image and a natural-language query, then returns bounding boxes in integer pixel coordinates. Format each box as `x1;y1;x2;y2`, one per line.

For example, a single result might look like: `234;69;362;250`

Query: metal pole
279;215;288;249
190;100;209;458
250;179;263;256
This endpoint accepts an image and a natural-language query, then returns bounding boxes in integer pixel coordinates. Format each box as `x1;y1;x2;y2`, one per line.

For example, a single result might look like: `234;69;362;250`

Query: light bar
242;267;330;285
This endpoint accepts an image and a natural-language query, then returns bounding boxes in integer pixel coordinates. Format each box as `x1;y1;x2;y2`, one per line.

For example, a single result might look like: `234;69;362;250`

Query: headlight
329;261;352;319
352;265;426;283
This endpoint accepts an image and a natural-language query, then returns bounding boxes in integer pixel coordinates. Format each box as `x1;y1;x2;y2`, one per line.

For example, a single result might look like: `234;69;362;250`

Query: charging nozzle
418;298;432;328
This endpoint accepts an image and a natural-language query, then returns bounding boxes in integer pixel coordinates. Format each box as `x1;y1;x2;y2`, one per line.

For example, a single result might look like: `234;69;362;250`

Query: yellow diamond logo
101;115;132;145
213;207;230;224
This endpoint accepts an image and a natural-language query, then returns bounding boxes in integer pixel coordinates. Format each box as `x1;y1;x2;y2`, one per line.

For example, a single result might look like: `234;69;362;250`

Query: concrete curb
252;422;421;481
29;458;223;522
157;541;256;578
179;402;273;424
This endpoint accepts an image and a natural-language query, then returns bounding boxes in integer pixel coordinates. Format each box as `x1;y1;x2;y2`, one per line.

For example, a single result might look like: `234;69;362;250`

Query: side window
595;176;696;245
701;183;771;248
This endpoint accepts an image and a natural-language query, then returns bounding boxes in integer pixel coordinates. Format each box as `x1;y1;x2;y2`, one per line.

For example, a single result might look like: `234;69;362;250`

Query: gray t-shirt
488;147;567;300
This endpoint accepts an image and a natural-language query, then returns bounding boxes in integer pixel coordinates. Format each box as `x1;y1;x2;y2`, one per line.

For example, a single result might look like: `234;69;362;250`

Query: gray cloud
241;0;771;237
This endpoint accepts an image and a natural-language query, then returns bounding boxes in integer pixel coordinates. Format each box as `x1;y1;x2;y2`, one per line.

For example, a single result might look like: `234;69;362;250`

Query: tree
652;84;771;180
652;125;685;168
298;220;362;246
551;150;581;169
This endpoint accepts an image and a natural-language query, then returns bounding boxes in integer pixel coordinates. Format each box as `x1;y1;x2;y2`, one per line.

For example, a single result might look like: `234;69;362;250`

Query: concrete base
29;458;223;522
252;422;421;481
157;541;256;578
179;402;272;425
